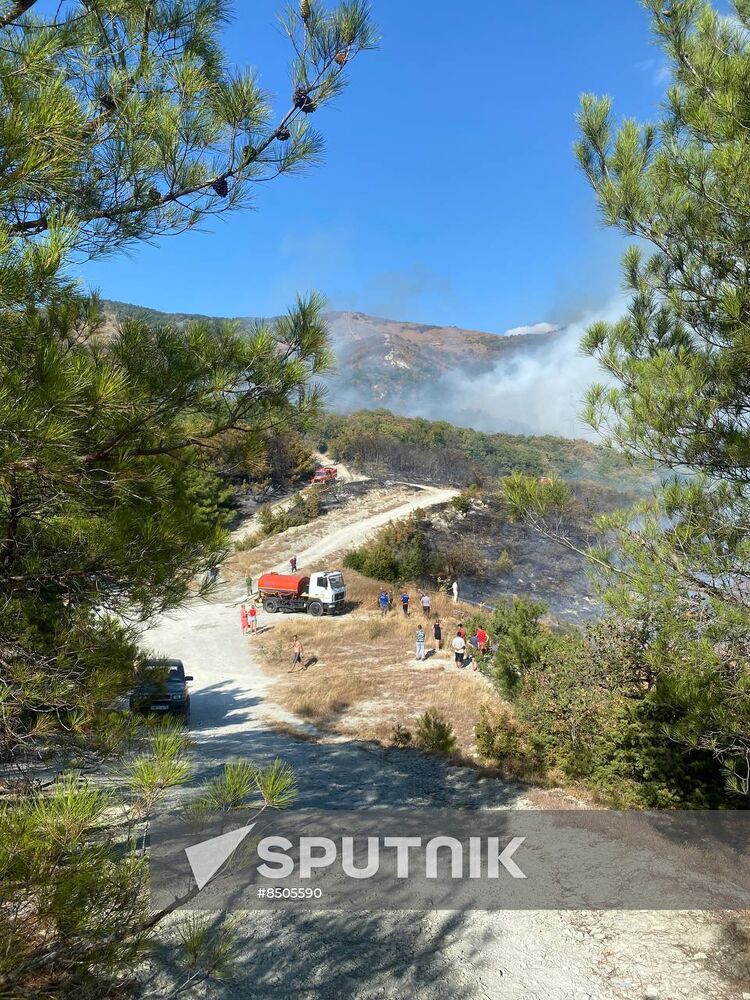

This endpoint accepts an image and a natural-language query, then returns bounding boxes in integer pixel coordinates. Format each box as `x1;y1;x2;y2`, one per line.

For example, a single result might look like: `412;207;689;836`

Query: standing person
378;589;390;616
400;589;410;617
420;591;432;618
469;630;479;651
457;622;467;640
289;555;298;572
415;624;426;661
476;625;489;654
433;619;442;651
240;604;248;635
248;604;258;635
451;630;466;668
245;574;253;594
291;634;304;670
452;579;459;604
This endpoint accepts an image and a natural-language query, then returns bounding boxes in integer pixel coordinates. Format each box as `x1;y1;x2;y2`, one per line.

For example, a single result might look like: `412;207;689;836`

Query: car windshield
146;660;183;678
328;573;344;588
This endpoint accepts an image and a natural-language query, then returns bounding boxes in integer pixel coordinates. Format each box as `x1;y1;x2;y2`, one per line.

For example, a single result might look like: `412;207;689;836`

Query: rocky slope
101;299;563;411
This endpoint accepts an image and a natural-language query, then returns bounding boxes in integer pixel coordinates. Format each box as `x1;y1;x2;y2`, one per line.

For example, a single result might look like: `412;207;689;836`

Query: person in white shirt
452;580;459;604
451;631;466;667
420;591;431;618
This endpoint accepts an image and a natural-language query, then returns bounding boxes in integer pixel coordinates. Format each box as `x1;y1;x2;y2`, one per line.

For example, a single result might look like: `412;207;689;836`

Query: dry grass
253;570;507;756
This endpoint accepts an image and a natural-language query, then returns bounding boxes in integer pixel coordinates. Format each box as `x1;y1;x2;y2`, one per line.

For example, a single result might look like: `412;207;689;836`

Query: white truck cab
307;570;346;611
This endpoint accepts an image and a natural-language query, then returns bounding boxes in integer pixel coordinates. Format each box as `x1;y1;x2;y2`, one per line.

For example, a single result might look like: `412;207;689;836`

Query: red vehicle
311;466;337;484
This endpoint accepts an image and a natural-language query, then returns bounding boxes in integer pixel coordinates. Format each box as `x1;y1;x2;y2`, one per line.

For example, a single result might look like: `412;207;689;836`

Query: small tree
415;708;457;756
485;596;549;697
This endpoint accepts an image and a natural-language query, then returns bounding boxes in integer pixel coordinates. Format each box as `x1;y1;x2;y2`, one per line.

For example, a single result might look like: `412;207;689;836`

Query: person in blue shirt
400;589;410;616
378;589;390;615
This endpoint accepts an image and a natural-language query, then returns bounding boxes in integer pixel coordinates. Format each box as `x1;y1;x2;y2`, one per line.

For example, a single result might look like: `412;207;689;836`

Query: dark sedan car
130;658;192;720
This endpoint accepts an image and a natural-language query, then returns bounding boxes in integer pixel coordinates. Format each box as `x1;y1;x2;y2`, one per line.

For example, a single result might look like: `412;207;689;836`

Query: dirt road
141;497;730;1000
272;484;459;570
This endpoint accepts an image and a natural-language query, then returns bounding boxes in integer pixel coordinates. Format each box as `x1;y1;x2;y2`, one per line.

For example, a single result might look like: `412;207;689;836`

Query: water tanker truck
255;570;346;616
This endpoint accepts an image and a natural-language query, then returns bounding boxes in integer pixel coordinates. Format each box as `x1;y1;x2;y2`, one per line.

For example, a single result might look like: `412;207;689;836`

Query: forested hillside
317;410;656;493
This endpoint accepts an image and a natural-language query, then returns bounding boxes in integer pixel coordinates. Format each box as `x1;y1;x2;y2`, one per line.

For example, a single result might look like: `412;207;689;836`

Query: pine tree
0;1;376;993
505;1;750;800
574;0;750;791
0;0;376;259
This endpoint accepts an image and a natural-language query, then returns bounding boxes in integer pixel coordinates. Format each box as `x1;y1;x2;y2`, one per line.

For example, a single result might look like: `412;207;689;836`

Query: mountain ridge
100;298;564;414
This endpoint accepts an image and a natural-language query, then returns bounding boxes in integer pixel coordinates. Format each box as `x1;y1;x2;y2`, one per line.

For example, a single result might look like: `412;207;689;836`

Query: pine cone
334;51;348;66
293;87;317;113
276;127;291;142
300;0;311;19
211;177;229;198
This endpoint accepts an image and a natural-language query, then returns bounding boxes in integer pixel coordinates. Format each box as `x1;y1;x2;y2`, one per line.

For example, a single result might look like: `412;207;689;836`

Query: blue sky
77;1;679;332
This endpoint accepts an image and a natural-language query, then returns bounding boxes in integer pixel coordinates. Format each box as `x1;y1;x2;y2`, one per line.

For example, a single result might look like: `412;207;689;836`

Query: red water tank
256;573;309;597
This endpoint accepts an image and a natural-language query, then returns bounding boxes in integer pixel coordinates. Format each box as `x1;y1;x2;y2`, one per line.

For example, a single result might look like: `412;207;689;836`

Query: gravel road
270;484;459;571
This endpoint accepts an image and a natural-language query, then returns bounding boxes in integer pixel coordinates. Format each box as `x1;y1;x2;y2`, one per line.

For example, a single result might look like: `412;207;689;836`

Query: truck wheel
307;601;324;617
263;598;279;613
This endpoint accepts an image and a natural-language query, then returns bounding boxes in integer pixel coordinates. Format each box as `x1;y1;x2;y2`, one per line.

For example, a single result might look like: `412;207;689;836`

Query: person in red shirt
240;605;248;635
457;623;467;640
476;626;489;654
248;604;258;635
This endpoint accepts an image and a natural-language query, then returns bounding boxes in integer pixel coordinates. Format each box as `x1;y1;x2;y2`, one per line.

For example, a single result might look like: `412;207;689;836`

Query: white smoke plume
395;299;625;440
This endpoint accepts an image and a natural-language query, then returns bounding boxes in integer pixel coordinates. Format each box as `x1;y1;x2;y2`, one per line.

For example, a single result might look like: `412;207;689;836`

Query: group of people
378;587;433;618
414;620;490;668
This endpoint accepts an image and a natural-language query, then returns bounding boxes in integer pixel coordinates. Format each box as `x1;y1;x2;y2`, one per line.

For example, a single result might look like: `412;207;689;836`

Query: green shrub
485;597;549;697
415;708;457;756
475;705;528;761
235;532;261;552
343;514;439;584
497;622;732;808
495;549;514;573
451;492;472;513
258;504;276;534
255;488;325;539
391;723;412;747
